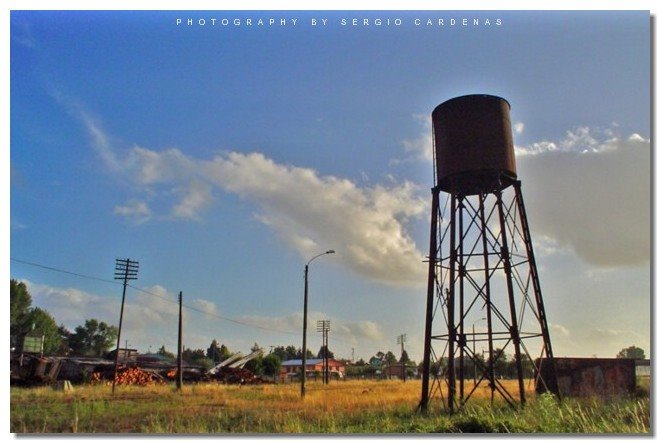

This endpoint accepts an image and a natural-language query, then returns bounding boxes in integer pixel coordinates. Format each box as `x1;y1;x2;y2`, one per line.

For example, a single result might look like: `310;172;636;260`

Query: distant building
280;358;346;379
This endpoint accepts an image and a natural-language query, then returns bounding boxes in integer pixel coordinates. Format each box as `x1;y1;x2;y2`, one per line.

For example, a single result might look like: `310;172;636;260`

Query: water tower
419;95;559;413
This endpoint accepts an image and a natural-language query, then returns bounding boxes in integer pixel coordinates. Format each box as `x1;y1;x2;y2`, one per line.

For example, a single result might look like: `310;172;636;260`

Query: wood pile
91;367;165;386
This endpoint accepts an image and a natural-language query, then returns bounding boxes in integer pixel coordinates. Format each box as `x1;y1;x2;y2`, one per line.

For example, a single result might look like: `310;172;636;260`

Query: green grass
10;380;650;434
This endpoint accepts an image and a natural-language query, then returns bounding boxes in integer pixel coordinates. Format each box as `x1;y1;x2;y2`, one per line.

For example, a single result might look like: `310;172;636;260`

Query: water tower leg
447;192;457;414
420;186;439;413
513;181;560;397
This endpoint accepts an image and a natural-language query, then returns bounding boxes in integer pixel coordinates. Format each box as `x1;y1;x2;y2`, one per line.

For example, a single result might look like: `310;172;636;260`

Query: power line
11;257;119;286
10;257;359;346
11;256;300;337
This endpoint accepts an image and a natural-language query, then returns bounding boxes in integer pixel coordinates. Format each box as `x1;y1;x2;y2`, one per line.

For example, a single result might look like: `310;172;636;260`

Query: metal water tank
432;94;516;194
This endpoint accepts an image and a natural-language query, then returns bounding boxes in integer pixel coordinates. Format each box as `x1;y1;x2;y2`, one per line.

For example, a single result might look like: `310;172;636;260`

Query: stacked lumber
90;367;165;386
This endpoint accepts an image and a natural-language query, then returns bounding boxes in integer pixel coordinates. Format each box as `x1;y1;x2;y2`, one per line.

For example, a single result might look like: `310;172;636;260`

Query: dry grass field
10;379;650;433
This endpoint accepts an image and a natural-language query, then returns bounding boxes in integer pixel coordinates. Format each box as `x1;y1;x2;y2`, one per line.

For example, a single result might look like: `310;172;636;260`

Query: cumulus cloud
20;279;223;351
79;114;428;287
191;298;219;317
401;114;433;163
336;320;384;341
517;130;650;267
515;126;618;156
113;200;152;224
581;328;649;358
22;279;114;327
201;152;428;286
400;118;649;268
172;180;213;220
237;311;385;344
544;322;649;358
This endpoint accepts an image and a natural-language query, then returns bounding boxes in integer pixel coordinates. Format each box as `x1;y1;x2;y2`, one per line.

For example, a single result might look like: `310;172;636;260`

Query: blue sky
8;9;651;362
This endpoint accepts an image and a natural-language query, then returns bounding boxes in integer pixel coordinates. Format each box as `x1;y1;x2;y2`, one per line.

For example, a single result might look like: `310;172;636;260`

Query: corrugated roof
281;359;323;366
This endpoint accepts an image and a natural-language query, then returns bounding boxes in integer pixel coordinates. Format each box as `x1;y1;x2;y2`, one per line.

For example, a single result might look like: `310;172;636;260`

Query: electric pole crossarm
111;258;139;395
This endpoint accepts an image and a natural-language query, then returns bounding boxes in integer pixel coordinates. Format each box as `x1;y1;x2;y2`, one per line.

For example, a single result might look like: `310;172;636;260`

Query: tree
261;354;282;377
317;345;335;359
22;307;62;355
68;319;118;357
272;346;288;362
285;345;299;360
399;350;411;364
384;351;398;365
520;354;534;379
206;339;219;363
183;348;213;369
10;279;32;341
156;345;176;360
294;347;314;360
207;339;231;365
9;279;62;355
617;345;645;359
218;344;231;361
57;324;72;355
492;348;510;379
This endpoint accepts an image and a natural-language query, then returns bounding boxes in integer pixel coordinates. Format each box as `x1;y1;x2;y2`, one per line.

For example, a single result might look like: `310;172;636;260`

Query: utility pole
112;258;139;395
397;334;407;382
177;291;183;391
317;320;330;384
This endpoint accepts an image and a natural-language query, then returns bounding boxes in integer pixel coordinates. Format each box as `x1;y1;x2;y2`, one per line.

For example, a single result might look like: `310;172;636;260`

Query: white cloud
237;311;385;344
515;126;626;157
19;279;228;353
172;180;213;220
515;140;558;156
191;298;219;317
549;323;570;338
22;279;116;328
113;199;152;224
518;131;650;267
581;328;649;358
532;234;570;258
400;119;650;269
337;320;384;341
205;152;428;286
513;122;525;134
72;108;122;173
80;114;429;287
401;114;433;163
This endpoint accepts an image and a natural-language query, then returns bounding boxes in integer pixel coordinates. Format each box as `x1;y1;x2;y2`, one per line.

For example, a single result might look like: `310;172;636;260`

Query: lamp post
301;249;335;398
472;317;486;385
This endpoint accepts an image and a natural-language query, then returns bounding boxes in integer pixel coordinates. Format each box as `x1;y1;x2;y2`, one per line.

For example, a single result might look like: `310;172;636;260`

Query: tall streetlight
472;317;487;385
301;249;335;398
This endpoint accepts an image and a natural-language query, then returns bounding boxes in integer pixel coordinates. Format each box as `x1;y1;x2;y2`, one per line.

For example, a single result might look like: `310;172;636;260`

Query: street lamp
472;317;487;385
301;249;335;398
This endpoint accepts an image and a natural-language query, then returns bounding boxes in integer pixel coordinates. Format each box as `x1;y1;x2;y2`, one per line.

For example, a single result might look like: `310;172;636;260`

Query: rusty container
432;94;516;194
